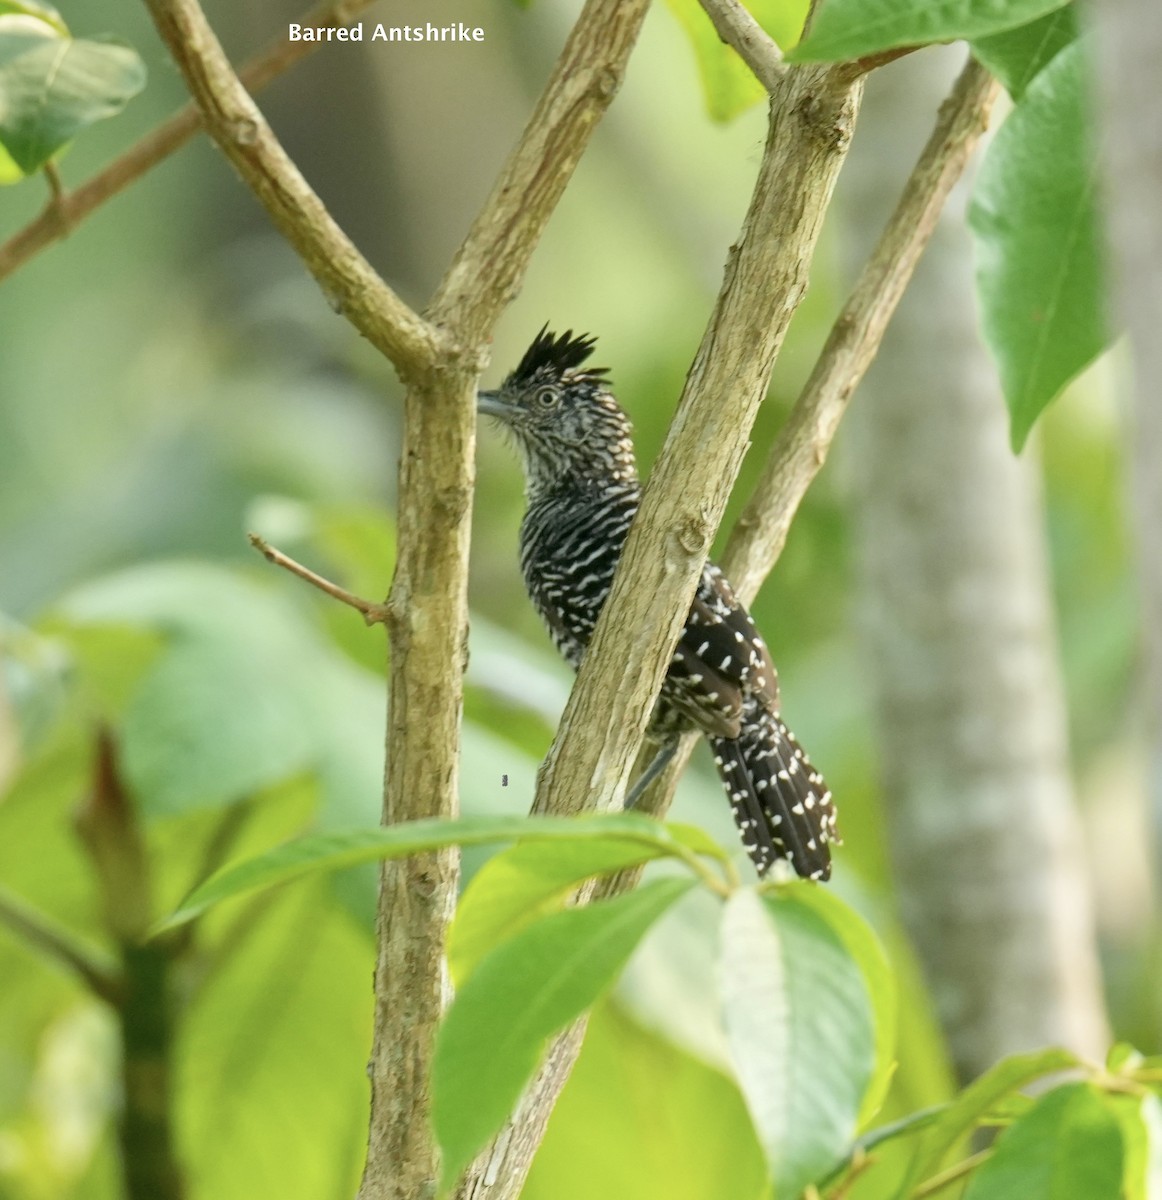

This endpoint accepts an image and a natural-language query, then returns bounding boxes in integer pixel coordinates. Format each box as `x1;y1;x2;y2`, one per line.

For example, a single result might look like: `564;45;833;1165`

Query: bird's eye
534;386;559;409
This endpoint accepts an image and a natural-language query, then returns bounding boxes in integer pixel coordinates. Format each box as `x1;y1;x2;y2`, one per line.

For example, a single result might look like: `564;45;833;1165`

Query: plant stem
912;1148;993;1199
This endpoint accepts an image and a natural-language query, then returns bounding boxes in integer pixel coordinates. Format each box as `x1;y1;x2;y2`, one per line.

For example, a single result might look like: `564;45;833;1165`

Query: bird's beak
477;390;509;419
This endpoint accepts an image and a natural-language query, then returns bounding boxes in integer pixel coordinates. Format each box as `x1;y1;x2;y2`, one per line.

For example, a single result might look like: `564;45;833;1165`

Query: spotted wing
664;563;780;738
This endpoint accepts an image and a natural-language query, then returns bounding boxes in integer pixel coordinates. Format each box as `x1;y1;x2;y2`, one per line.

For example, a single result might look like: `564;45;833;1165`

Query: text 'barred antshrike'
478;328;837;880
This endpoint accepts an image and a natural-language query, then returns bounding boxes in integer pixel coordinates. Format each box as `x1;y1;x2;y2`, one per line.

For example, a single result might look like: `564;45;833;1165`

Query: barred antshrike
479;328;837;880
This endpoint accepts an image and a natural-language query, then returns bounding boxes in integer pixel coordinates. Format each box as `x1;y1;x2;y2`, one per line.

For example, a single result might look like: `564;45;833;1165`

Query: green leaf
433;877;695;1195
962;1083;1123;1199
664;0;809;121
59;566;329;816
0;2;66;35
971;4;1077;98
719;888;876;1198
969;39;1108;450
179;883;372;1199
158;812;708;931
0;139;21;182
791;0;1069;63
0;23;145;175
524;1000;769;1200
449;838;675;985
1106;1092;1162;1200
895;1046;1081;1196
1106;1041;1144;1074
125;635;317;818
785;883;897;1125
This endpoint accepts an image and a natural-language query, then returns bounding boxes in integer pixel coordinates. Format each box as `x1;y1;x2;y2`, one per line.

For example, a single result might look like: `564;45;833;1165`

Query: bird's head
478;327;637;495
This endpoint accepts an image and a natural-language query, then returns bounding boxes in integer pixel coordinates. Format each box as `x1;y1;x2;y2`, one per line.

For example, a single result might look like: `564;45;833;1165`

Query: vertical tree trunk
845;50;1109;1082
1093;0;1162;873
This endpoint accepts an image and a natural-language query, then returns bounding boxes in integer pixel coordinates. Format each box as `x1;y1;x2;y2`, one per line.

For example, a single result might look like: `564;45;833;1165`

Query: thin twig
42;161;64;203
695;0;786;91
825;1148;875;1200
721;56;1000;603
835;44;925;84
142;0;441;379
913;1148;993;1199
819;1103;948;1192
0;884;122;1004
0;0;377;284
247;533;388;625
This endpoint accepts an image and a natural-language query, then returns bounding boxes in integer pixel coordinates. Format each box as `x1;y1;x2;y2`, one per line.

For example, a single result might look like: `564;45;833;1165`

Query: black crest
510;325;608;385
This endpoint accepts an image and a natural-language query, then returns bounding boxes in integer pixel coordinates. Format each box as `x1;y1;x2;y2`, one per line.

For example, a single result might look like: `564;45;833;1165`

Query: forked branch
696;0;786;90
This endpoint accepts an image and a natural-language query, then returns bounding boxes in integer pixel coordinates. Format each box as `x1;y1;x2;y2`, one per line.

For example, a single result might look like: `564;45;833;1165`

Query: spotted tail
710;701;838;881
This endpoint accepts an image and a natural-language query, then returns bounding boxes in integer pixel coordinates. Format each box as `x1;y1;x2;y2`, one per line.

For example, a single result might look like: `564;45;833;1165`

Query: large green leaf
791;0;1069;63
59;565;334;816
159;812;711;931
971;4;1077;98
432;877;695;1195
664;0;809;121
524;1000;768;1200
969;40;1108;450
962;1083;1123;1199
894;1046;1081;1196
0;21;145;175
719;888;875;1197
786;883;897;1124
178;883;372;1200
449;837;677;984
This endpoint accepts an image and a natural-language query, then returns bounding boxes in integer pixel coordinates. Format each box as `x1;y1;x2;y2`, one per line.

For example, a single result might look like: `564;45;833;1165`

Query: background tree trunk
1093;0;1162;882
844;48;1109;1083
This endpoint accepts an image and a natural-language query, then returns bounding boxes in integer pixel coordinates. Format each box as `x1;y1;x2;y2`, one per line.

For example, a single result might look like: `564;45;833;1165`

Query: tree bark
1093;0;1162;877
457;57;866;1200
845;49;1109;1082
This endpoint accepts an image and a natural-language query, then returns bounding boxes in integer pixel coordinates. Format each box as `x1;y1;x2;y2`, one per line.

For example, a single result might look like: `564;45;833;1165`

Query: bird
478;326;837;881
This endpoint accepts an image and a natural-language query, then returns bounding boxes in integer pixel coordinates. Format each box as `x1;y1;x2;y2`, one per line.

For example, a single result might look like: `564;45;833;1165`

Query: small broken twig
247;533;388;625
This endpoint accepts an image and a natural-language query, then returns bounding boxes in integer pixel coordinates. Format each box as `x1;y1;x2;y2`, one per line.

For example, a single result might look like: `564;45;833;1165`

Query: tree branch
458;54;999;1200
0;0;377;285
695;0;786;91
721;56;1000;602
361;3;652;1197
141;0;442;380
532;60;862;827
135;0;652;1192
247;533;388;624
457;62;864;1200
